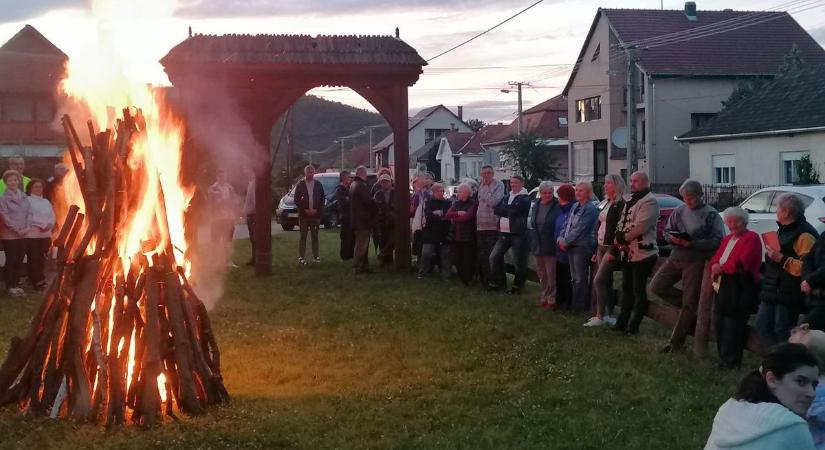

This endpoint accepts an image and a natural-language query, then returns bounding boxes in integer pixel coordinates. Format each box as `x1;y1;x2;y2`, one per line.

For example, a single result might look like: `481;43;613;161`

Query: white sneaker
604;315;617;327
583;317;606;327
8;287;24;297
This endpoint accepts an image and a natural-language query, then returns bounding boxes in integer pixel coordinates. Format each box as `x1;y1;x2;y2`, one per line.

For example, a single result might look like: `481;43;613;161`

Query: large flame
56;0;192;415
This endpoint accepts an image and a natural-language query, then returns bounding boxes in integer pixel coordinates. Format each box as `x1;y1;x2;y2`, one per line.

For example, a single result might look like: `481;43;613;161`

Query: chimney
457;105;463;120
684;2;697;21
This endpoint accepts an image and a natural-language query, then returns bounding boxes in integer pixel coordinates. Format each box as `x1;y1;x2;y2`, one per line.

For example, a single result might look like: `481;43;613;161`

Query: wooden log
139;267;163;426
163;270;202;414
106;279;127;427
40;305;68;412
63;257;101;421
24;296;68;415
60;115;86;188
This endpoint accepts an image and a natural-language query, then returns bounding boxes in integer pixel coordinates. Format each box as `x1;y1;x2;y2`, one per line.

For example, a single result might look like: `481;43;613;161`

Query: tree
795;154;820;185
467;118;486;132
499;133;557;188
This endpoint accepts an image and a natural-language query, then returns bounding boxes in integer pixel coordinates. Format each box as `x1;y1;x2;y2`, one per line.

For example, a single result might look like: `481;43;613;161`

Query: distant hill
271;95;391;173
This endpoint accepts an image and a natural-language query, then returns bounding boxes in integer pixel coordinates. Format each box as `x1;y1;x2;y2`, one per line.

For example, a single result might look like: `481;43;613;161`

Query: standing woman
554;184;575;309
710;207;762;370
586;174;625;327
558;182;599;313
25;179;55;291
528;181;561;310
0;170;30;296
446;183;477;285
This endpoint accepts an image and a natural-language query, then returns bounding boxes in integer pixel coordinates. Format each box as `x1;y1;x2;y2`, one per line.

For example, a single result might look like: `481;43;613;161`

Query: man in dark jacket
418;183;452;280
803;230;825;330
350;166;374;273
757;192;817;346
335;171;354;261
294;165;325;265
489;175;531;294
373;173;396;268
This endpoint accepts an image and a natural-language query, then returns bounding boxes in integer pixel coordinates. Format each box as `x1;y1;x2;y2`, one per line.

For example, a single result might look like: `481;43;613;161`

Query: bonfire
0;101;229;425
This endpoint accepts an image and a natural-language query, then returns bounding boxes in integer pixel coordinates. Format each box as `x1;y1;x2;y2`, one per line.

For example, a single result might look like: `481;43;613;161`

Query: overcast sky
1;0;824;124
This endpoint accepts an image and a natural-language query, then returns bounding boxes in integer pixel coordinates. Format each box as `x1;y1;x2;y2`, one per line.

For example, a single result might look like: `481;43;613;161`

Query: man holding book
650;180;725;353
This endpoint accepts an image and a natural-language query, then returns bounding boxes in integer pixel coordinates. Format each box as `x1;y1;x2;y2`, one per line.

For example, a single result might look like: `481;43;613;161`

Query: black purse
716;261;760;316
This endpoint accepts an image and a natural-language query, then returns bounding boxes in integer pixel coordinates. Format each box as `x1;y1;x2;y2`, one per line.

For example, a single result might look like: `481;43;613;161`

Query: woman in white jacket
705;343;819;450
25;179;55;290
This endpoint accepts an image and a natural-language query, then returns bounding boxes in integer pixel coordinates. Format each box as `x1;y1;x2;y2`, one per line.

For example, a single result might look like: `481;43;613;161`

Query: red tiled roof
442;131;474;154
483;95;568;143
161;34;427;66
0;25;67;93
456;125;509;155
602;9;825;76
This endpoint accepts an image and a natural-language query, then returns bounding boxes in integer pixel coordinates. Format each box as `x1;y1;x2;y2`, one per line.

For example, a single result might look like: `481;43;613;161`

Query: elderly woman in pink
0;170;30;296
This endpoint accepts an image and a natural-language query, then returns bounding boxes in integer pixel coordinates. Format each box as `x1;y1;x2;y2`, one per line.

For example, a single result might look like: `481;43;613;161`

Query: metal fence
650;184;771;210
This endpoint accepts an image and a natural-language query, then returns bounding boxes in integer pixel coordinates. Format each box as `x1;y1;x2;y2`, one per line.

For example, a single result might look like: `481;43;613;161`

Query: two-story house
0;25;66;158
563;2;825;184
371;104;471;175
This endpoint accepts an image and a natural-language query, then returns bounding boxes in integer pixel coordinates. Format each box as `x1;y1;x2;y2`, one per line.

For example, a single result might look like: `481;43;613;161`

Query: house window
558;117;568;127
575;96;601;123
594;140;607;182
572;141;594;180
459;161;467;177
691;113;717;130
781;151;809;184
712;154;736;185
425;128;450;144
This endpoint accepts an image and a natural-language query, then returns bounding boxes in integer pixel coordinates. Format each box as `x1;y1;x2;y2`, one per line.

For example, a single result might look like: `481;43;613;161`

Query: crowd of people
284;163;825;448
0;157;58;297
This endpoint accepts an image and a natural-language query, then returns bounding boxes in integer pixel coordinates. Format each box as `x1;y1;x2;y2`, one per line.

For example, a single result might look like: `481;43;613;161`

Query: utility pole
502;82;527;137
368;127;374;170
624;45;640;177
287;107;294;176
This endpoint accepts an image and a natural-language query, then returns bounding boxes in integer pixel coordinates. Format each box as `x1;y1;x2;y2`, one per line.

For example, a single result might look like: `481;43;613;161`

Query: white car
737;185;825;236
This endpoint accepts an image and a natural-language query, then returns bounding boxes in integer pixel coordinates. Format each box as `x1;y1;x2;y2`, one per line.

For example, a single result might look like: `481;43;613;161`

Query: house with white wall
435;124;509;183
371;105;471;175
678;65;825;186
481;95;569;181
563;3;825;184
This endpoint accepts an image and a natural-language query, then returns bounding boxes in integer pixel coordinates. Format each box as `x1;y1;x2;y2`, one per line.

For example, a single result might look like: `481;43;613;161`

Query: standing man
207;168;237;268
613;171;660;335
650;180;724;353
242;166;256;266
294;165;325;265
489;175;531;294
335;170;354;261
373;173;396;269
0;156;31;195
350;166;374;274
45;163;68;202
476;165;505;287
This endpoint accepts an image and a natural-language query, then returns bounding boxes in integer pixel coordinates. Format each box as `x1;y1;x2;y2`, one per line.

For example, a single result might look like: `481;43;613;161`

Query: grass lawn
0;230;744;449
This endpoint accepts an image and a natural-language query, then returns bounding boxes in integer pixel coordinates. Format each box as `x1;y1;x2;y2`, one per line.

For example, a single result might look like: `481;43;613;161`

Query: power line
426;0;545;62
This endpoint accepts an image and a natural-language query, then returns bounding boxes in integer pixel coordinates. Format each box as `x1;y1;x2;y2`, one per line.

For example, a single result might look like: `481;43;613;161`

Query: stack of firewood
0;111;228;426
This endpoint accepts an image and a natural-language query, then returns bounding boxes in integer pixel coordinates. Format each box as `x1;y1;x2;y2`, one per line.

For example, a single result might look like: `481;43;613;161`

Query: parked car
736;185;825;236
276;171;376;231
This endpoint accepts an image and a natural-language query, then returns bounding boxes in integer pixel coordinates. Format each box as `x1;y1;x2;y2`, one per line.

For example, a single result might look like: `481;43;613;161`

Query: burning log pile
0;111;229;426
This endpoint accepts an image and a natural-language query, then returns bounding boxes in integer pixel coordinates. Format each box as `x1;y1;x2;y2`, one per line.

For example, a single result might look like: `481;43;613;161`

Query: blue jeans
755;302;801;348
419;243;451;279
568;246;594;312
489;233;529;290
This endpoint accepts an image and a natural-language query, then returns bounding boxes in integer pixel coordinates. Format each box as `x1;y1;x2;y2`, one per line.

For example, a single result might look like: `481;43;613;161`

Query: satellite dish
611;127;628;149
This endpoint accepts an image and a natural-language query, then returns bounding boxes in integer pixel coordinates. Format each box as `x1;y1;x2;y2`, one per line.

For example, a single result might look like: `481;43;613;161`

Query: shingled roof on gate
160;34;428;66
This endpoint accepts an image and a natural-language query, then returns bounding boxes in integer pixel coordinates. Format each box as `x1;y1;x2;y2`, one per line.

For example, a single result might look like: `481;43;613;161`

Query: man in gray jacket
613;171;660;335
477;165;505;287
651;179;724;352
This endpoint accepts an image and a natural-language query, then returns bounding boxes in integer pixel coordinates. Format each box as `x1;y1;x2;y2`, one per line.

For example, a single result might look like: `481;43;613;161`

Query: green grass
0;231;743;449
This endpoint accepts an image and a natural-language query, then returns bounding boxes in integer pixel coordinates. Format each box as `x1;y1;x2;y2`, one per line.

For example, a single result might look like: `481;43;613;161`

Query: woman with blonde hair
586;174;625;326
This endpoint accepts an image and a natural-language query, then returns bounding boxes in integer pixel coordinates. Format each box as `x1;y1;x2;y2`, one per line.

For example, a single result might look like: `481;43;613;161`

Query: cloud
0;0;87;22
173;0;530;18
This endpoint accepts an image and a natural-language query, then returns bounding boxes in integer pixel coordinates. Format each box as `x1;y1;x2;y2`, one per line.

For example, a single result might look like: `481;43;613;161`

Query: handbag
715;261;759;316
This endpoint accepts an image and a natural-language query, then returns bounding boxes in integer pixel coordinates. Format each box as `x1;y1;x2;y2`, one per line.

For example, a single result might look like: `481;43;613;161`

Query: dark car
276;171;376;230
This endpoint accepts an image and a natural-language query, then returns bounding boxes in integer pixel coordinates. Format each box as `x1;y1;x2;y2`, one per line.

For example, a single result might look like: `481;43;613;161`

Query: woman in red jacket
710;206;762;370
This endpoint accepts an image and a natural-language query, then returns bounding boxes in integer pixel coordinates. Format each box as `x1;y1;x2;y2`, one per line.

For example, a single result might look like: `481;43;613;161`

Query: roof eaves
677;126;825;143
